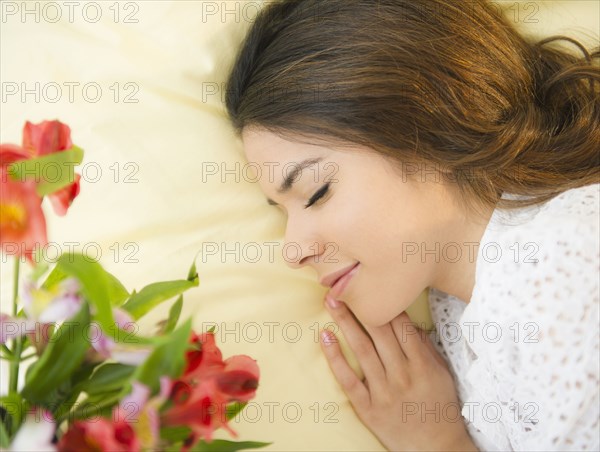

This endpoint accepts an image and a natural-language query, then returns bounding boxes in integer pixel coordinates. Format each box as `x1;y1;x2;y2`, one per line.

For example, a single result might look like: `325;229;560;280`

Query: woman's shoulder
463;185;599;451
479;183;599;269
519;182;599;261
540;182;599;216
491;182;599;235
532;182;599;232
472;183;599;322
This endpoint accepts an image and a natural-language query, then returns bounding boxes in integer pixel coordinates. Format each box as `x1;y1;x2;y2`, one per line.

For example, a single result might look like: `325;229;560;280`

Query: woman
224;0;599;450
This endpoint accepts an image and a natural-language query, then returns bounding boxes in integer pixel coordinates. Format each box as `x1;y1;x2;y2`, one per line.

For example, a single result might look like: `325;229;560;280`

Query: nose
282;214;324;269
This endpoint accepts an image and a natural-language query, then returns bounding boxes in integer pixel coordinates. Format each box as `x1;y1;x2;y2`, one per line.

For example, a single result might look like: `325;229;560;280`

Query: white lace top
428;183;600;451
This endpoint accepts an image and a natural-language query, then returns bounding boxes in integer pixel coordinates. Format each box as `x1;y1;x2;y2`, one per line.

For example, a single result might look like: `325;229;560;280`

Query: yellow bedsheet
0;1;597;449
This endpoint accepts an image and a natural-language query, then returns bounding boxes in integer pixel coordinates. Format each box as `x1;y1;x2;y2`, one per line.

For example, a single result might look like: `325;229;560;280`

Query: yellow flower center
135;410;156;449
0;202;27;232
29;287;58;318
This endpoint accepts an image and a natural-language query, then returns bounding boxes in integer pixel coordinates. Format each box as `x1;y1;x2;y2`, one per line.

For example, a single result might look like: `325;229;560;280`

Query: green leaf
163;442;185;452
187;257;198;281
42;262;129;307
0;393;28;438
226;402;248;421
0;421;9;449
121;264;199;320
39;255;186;349
134;318;192;393
7;146;84;196
40;378;74;414
77;363;136;396
40;264;69;290
66;390;123;422
192;440;273;452
21;303;91;404
160;426;192;443
50;255;154;346
51;363;96;423
160;295;183;334
105;272;130;306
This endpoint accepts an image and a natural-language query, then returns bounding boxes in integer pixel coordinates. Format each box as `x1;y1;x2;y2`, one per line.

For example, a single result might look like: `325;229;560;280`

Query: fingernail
325;295;340;309
321;330;336;346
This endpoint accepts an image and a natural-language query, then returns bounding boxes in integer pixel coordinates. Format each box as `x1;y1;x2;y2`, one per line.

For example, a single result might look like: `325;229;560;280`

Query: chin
349;304;393;328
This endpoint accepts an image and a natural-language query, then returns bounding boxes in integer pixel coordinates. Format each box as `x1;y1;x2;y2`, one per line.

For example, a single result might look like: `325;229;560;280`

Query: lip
322;263;360;300
320;263;360;288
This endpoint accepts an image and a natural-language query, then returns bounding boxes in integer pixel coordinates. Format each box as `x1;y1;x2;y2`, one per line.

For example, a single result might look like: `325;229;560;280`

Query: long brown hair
225;0;599;216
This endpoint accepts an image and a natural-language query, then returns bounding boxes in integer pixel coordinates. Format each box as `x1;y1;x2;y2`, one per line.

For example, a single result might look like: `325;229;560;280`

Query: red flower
184;331;224;375
0;164;47;264
0;143;29;165
22;120;72;156
1;120;80;263
24;120;80;216
2;120;81;217
216;355;260;402
49;172;81;216
161;331;260;449
57;417;140;452
162;378;234;446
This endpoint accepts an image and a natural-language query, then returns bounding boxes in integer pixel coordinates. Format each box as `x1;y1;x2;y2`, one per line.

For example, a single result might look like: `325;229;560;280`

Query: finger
320;329;370;410
325;297;386;385
390;312;426;361
362;322;408;377
418;327;450;370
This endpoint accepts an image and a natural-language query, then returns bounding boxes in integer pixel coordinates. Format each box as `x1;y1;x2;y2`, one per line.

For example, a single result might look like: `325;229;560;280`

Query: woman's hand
320;296;478;451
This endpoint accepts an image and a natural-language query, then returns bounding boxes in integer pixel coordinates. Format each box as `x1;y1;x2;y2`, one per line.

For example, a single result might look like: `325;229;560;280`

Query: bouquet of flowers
0;120;270;451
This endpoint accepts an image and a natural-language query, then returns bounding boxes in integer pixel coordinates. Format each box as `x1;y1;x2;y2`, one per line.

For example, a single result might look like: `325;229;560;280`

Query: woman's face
242;127;467;327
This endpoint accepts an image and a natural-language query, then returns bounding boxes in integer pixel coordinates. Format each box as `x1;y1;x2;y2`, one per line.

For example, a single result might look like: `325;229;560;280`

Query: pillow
0;1;597;449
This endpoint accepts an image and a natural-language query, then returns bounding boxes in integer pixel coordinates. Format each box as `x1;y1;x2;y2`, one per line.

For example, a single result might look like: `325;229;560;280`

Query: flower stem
8;258;22;393
12;258;19;316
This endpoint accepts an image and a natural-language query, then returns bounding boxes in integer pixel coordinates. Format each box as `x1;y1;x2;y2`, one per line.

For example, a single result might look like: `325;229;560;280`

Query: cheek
325;183;429;272
342;211;435;327
315;189;370;245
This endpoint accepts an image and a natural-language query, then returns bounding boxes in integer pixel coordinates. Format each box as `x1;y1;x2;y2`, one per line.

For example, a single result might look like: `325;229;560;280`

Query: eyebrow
266;157;323;206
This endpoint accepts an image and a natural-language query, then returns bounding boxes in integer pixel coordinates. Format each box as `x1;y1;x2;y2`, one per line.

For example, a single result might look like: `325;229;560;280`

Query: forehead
241;128;403;184
241;128;330;165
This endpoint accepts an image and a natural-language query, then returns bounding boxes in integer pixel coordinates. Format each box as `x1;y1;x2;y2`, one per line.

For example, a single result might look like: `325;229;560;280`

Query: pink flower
87;308;152;366
0;313;12;344
22;277;82;323
0;314;39;346
115;380;169;451
1;278;83;356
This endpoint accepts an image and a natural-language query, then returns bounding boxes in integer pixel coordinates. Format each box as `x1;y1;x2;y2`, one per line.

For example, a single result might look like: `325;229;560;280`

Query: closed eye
304;183;330;209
